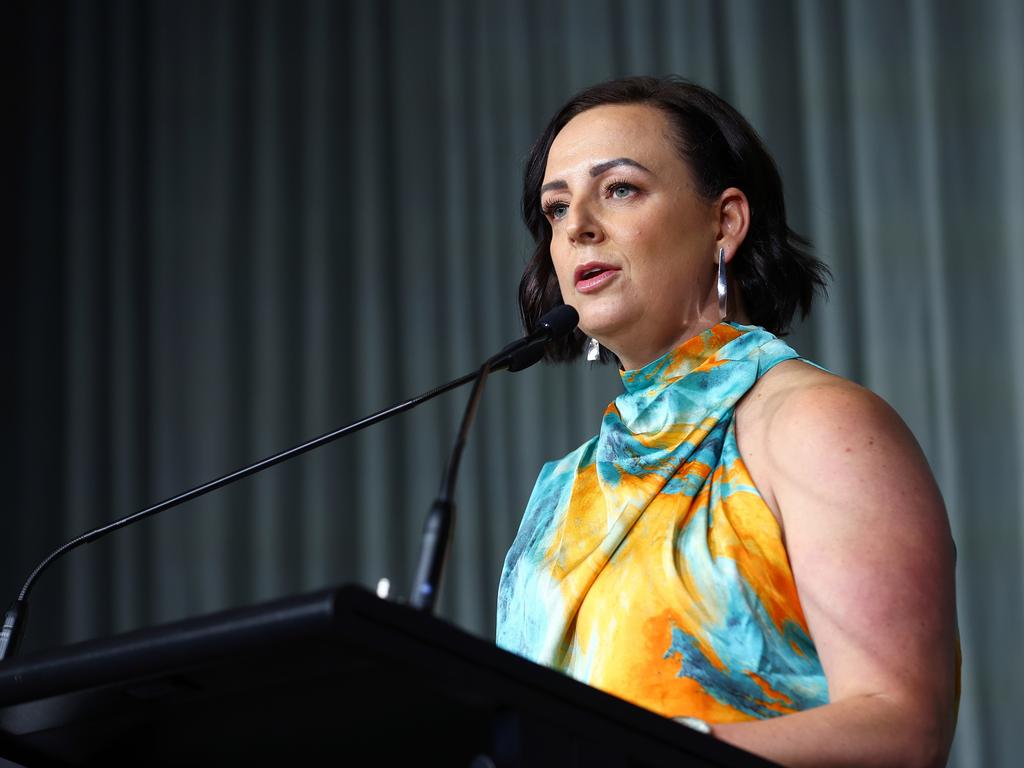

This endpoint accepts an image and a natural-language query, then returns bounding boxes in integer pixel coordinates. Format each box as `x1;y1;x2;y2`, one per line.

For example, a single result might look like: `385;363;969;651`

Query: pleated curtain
8;1;1023;765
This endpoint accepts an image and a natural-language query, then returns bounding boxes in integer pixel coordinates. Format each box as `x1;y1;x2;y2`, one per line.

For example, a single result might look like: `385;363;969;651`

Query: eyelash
604;178;637;196
541;178;639;220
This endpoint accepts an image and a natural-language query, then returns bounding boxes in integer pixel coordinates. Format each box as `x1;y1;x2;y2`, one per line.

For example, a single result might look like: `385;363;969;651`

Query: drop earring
717;247;728;320
586;337;601;362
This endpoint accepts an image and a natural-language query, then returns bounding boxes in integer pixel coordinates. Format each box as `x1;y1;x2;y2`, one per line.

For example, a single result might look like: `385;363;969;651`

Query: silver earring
717;247;728;320
586;337;601;362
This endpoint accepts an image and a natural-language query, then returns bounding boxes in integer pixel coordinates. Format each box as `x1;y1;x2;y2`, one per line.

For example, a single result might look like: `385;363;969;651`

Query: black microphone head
504;342;546;373
503;305;580;373
490;304;580;373
538;304;579;340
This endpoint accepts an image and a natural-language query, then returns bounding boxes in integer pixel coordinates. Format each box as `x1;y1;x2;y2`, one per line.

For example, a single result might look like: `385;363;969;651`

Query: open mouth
574;262;620;292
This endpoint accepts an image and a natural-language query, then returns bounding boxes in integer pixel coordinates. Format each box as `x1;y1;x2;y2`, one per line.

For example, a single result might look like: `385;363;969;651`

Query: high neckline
618;322;748;395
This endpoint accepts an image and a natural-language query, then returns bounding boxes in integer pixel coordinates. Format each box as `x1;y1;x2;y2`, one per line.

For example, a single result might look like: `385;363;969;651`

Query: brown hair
519;75;830;363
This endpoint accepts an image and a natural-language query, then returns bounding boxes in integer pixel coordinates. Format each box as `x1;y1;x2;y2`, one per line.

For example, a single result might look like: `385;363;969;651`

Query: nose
565;201;605;246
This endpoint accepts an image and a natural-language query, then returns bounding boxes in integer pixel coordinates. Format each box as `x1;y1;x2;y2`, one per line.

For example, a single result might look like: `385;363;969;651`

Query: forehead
544;103;680;178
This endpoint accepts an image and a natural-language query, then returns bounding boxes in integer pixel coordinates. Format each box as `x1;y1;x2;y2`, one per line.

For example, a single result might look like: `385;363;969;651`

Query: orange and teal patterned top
496;322;829;722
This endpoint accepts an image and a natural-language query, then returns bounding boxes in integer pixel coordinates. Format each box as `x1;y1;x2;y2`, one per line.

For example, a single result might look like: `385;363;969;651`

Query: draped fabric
497;324;829;720
7;1;1022;765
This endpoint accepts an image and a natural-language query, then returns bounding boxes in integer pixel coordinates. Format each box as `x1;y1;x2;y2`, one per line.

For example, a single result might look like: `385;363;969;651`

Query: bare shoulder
734;361;958;762
735;359;945;530
737;357;876;427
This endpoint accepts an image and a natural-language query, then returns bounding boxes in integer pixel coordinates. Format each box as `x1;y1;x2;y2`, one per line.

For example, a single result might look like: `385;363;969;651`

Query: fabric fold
497;322;829;721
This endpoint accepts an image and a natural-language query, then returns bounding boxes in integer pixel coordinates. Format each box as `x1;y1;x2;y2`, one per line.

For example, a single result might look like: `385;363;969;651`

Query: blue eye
609;182;636;199
544;201;569;220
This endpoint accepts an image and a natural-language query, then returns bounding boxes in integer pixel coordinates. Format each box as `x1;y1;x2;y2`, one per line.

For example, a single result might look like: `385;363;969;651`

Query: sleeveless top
496;322;830;722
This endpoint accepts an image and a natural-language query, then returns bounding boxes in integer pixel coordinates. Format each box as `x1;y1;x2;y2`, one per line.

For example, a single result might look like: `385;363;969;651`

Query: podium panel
0;586;778;767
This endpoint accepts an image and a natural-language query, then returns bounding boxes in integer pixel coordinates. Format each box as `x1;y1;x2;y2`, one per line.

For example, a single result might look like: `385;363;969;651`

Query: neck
602;285;751;371
613;323;716;372
612;312;750;372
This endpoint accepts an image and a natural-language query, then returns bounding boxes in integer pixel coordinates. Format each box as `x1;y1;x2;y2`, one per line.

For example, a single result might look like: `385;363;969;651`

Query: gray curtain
8;1;1022;765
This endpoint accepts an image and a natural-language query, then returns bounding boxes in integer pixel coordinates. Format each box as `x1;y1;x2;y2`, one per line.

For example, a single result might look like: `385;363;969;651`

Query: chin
577;310;632;343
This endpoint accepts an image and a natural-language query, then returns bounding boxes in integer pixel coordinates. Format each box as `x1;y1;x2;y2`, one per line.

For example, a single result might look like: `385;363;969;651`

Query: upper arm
761;378;958;740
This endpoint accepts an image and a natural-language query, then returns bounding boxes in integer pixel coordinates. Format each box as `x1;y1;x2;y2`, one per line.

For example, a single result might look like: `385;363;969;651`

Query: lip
574;261;621;294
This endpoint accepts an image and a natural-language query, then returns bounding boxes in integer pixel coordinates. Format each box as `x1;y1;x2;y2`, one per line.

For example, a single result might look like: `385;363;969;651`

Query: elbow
915;735;953;768
905;743;950;768
858;690;954;768
897;704;955;768
904;743;948;768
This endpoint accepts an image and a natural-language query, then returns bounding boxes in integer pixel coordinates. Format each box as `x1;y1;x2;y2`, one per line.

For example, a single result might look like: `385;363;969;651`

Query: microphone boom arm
0;369;478;661
1;304;580;659
408;303;580;613
408;360;493;612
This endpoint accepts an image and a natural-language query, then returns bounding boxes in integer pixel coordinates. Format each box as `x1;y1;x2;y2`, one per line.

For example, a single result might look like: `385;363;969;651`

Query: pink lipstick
574;262;620;293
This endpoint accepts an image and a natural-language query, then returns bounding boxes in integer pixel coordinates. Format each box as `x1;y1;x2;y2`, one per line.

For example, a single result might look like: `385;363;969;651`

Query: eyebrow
540;157;652;194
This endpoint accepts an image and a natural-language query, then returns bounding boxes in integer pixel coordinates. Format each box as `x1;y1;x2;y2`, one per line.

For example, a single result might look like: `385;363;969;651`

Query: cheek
616;208;664;247
549;244;574;294
613;215;648;243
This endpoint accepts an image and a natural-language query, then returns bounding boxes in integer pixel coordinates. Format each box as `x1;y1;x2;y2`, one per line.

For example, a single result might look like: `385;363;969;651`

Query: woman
496;76;958;768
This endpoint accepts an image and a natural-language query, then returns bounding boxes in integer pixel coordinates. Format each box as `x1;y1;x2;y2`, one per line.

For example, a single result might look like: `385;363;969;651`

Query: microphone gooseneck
0;368;482;662
1;304;580;659
409;305;579;612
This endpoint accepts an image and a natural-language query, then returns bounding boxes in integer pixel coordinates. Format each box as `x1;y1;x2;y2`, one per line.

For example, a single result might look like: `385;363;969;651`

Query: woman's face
540;103;730;370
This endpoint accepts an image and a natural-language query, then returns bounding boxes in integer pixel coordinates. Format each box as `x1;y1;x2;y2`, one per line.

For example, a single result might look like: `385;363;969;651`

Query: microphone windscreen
495;304;580;373
538;304;579;339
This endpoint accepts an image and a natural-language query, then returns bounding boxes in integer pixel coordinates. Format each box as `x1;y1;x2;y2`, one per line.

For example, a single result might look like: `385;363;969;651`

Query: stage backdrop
8;1;1022;765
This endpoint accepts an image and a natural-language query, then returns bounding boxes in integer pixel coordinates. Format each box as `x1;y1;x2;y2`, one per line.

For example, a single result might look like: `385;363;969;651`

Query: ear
715;187;750;264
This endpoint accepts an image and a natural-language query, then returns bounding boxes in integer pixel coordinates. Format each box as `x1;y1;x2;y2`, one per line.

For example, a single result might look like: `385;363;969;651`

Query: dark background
7;2;1023;765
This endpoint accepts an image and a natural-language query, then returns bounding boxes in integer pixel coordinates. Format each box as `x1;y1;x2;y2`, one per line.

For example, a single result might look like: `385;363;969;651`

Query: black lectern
0;586;778;766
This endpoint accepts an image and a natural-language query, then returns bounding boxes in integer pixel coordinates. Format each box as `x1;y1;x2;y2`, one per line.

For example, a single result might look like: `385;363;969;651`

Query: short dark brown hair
519;75;830;363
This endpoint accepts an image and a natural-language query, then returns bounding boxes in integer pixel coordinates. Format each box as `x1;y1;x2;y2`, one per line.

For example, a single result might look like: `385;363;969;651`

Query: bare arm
713;369;958;768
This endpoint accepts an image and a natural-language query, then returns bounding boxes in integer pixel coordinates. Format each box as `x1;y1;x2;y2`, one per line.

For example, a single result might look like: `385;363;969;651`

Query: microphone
409;304;579;612
0;371;460;660
0;304;580;660
488;303;581;372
